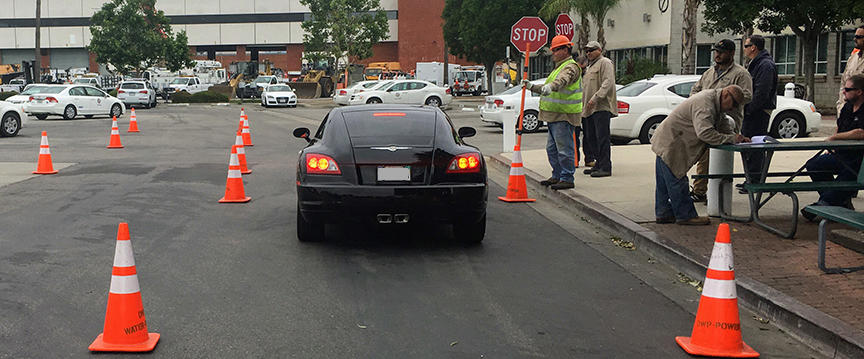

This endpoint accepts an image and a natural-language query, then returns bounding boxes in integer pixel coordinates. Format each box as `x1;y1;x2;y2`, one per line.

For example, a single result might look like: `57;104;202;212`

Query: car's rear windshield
120;83;145;89
617;81;656;97
31;87;65;94
342;111;436;146
20;86;56;95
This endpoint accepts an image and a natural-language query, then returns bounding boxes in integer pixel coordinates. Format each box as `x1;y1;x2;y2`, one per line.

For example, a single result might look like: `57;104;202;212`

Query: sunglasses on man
844;87;862;92
855;35;864;39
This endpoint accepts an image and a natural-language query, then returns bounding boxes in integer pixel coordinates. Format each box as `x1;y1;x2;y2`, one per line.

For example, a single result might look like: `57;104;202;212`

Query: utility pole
443;42;449;87
34;0;41;83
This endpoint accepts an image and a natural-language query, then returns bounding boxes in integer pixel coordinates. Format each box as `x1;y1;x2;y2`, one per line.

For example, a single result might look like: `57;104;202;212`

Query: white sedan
24;84;125;120
347;80;452;107
333;80;380;105
480;79;546;133
613;75;821;144
261;84;297;107
0;100;26;137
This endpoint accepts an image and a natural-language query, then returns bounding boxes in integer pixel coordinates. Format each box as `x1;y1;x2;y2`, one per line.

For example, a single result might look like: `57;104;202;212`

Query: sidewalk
492;139;864;357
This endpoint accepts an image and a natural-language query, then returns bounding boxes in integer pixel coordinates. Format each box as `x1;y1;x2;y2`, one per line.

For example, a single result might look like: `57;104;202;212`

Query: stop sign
554;14;575;41
511;16;548;54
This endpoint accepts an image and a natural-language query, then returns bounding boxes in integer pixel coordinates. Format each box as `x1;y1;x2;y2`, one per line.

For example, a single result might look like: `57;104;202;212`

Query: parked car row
480;75;822;142
5;84;124;121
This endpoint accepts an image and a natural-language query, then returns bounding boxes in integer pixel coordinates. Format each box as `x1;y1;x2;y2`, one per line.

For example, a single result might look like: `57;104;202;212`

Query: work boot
540;177;560;186
550;181;574;190
655;216;676;224
583;168;595;175
590;170;611;177
676;216;710;225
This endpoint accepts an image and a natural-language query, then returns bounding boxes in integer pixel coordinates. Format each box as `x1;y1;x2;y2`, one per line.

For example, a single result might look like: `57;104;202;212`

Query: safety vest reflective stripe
539;97;583;105
557;88;583;95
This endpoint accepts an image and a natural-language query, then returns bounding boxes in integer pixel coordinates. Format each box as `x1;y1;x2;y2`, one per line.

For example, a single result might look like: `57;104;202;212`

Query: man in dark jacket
741;35;778;187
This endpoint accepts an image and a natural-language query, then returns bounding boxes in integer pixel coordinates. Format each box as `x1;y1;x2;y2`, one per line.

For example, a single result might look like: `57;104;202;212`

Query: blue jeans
655;157;698;220
546;121;576;182
805;153;862;205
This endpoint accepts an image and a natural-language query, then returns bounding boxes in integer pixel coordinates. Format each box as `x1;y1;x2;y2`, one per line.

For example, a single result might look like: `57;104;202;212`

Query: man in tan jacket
651;85;749;225
581;40;617;178
838;25;864;114
689;39;752;202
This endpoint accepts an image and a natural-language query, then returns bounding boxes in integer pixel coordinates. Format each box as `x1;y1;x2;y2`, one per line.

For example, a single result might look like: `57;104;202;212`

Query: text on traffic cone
675;223;759;358
89;223;160;352
33;131;58;174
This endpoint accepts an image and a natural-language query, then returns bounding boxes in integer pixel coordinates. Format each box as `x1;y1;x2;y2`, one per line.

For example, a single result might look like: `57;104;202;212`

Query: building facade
0;0;464;76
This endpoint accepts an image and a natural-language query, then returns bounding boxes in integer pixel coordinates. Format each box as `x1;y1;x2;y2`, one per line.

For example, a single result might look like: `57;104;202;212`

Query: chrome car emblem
371;146;412;152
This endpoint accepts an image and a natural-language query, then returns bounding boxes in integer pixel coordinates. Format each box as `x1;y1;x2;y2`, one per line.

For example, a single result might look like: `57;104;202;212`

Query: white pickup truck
167;77;211;95
0;78;27;93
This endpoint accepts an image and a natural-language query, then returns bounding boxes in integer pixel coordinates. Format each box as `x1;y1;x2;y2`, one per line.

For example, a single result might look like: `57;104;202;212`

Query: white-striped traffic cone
33;131;58;174
107;117;124;149
498;147;535;202
218;150;251;203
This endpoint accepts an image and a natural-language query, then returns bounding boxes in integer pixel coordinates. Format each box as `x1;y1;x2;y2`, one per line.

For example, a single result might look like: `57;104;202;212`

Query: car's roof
333;104;440;116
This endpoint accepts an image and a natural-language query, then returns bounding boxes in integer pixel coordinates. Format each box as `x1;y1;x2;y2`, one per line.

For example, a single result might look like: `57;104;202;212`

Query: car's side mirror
458;127;476;138
293;127;311;143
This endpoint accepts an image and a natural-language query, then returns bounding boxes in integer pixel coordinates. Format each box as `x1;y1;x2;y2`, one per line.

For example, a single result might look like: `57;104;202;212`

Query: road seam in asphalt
486;153;864;359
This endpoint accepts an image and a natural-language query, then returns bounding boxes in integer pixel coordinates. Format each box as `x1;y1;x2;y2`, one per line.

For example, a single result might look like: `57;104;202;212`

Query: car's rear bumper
298;183;487;225
24;103;64;115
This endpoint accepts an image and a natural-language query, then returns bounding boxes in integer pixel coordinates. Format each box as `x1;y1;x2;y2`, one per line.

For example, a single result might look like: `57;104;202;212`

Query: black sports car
293;104;488;242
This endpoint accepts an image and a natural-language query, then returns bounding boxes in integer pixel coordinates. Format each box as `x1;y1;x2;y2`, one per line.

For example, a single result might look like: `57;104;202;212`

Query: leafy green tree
88;0;193;75
701;0;764;64
443;0;542;91
583;0;621;50
300;0;390;66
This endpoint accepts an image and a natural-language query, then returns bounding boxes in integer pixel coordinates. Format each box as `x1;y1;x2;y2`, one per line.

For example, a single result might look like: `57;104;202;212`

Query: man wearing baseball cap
522;35;583;190
687;38;752;203
581;40;617;178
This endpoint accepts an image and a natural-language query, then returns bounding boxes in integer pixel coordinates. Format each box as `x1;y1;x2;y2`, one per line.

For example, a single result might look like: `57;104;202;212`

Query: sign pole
516;43;530;152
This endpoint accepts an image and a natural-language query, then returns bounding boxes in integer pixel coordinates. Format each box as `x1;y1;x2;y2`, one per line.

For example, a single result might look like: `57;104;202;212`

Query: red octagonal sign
555;14;575;42
511;16;548;55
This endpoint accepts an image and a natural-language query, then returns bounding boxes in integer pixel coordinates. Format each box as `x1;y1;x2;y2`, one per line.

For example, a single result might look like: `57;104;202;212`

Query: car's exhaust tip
394;214;410;224
377;214;393;224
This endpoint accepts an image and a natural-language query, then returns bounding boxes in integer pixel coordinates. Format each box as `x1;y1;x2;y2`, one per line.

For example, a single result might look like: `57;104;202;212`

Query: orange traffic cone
89;223;160;352
498;147;536;202
219;149;251;203
233;131;251;174
107;117;124;149
33;131;58;174
675;223;759;358
128;108;139;133
241;113;253;147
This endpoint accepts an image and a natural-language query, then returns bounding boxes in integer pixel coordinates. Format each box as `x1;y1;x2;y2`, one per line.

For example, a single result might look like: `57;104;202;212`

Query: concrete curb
487;153;864;359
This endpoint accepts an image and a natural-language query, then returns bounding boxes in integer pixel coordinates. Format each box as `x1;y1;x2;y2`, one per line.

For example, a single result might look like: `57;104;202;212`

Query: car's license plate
377;166;410;181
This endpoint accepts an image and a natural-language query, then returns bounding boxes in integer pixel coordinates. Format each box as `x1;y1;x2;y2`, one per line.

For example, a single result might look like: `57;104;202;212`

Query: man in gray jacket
581;41;617;178
688;39;752;202
652;85;749;225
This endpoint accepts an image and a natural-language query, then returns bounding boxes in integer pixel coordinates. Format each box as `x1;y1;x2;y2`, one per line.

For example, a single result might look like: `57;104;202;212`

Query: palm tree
583;0;621;50
680;0;701;74
539;0;591;52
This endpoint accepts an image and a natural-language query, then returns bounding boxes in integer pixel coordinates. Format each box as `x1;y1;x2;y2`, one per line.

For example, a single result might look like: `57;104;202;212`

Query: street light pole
34;0;41;83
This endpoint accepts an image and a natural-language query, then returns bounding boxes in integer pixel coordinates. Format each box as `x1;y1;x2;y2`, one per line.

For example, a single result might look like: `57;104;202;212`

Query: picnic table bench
801;205;864;274
709;140;864;238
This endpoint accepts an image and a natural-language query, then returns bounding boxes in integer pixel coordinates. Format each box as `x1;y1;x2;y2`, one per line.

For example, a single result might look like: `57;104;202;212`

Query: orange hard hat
550;35;573;50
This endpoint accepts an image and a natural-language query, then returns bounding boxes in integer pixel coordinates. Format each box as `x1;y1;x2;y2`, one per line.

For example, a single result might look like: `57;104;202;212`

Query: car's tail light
445;88;451;94
494;99;504;106
139;90;148;94
339;90;347;96
617;101;630;114
118;90;125;94
447;152;482;173
373;112;406;117
45;97;58;103
28;96;34;102
305;154;341;175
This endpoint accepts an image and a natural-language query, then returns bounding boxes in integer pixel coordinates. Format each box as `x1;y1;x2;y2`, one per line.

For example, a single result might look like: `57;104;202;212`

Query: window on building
652;45;668;66
695;44;711;75
816;33;828;75
840;30;857;73
774;36;797;75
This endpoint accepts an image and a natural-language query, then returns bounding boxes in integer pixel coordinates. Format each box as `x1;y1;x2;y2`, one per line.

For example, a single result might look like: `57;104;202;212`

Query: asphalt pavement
0;100;823;357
